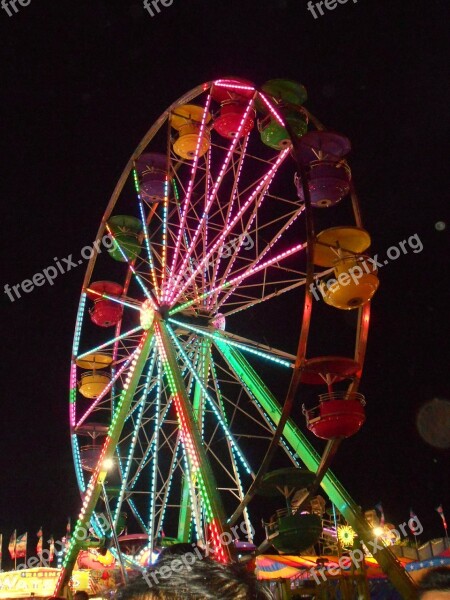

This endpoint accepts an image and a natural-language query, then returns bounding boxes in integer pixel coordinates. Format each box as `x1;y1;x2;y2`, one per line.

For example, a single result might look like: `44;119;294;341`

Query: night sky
1;0;448;564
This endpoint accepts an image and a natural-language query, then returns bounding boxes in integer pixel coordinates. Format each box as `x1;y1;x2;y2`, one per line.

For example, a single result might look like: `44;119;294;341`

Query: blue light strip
168;318;292;368
106;225;154;303
77;326;143;359
166;324;252;475
138;198;161;301
113;343;157;528
148;355;162;550
208;347;254;538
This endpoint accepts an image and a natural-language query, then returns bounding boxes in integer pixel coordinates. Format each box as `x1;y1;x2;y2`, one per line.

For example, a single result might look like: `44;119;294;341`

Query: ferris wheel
54;77;416;598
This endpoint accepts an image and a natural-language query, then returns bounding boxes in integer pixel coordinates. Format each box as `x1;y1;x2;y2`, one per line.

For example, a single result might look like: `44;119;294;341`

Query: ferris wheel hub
140;298;155;329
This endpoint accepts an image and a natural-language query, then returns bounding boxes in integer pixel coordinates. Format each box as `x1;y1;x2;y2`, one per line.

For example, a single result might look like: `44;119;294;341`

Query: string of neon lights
77;326;143;359
76;353;136;428
138;197;161;301
169;149;290;305
85;287;142;311
167;96;256;303
169;239;307;316
208;348;254;539
71;293;89;491
148;355;162;551
165;94;212;302
172;179;201;301
154;321;229;562
166;324;252;474
161;175;170;297
213;80;255;92
208;134;250;309
168;319;292;369
216;206;306;308
112;345;157;529
70;293;87;428
258;92;286;127
105;224;155;307
54;332;150;596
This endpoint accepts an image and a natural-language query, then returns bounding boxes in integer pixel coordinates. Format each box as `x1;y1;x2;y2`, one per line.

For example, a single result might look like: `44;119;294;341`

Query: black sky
0;0;449;562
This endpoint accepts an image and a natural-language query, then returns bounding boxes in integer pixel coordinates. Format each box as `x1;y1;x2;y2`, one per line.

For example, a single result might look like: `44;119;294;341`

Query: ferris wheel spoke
214;241;308;310
168;318;293;369
76;326;143;360
165;95;213;302
222;279;307;317
112;348;158;529
137;199;161;301
160;173;170;297
169;98;256;298
220;203;305;284
76;353;138;428
154;319;235;561
148;356;164;548
104;224;156;306
168;149;290;305
166;324;253;475
207;137;250;297
168;239;307;316
208;349;254;538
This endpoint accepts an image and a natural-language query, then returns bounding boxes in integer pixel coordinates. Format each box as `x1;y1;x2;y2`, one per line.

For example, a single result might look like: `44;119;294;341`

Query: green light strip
167;325;252;474
169;318;292;368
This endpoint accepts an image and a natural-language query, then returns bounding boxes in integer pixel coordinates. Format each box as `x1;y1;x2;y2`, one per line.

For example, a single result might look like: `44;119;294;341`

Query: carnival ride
53;78;417;597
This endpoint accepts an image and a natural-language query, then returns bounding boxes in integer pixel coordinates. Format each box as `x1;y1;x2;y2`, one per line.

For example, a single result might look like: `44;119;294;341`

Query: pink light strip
161;176;170;297
218;206;305;307
86;288;141;311
139;198;161;302
76;354;136;428
167;96;256;303
214;241;307;297
258;92;286;127
208;135;250;309
171;149;290;305
77;326;143;360
214;80;255;92
170;241;307;315
70;364;77;427
164;94;212;302
105;225;156;309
